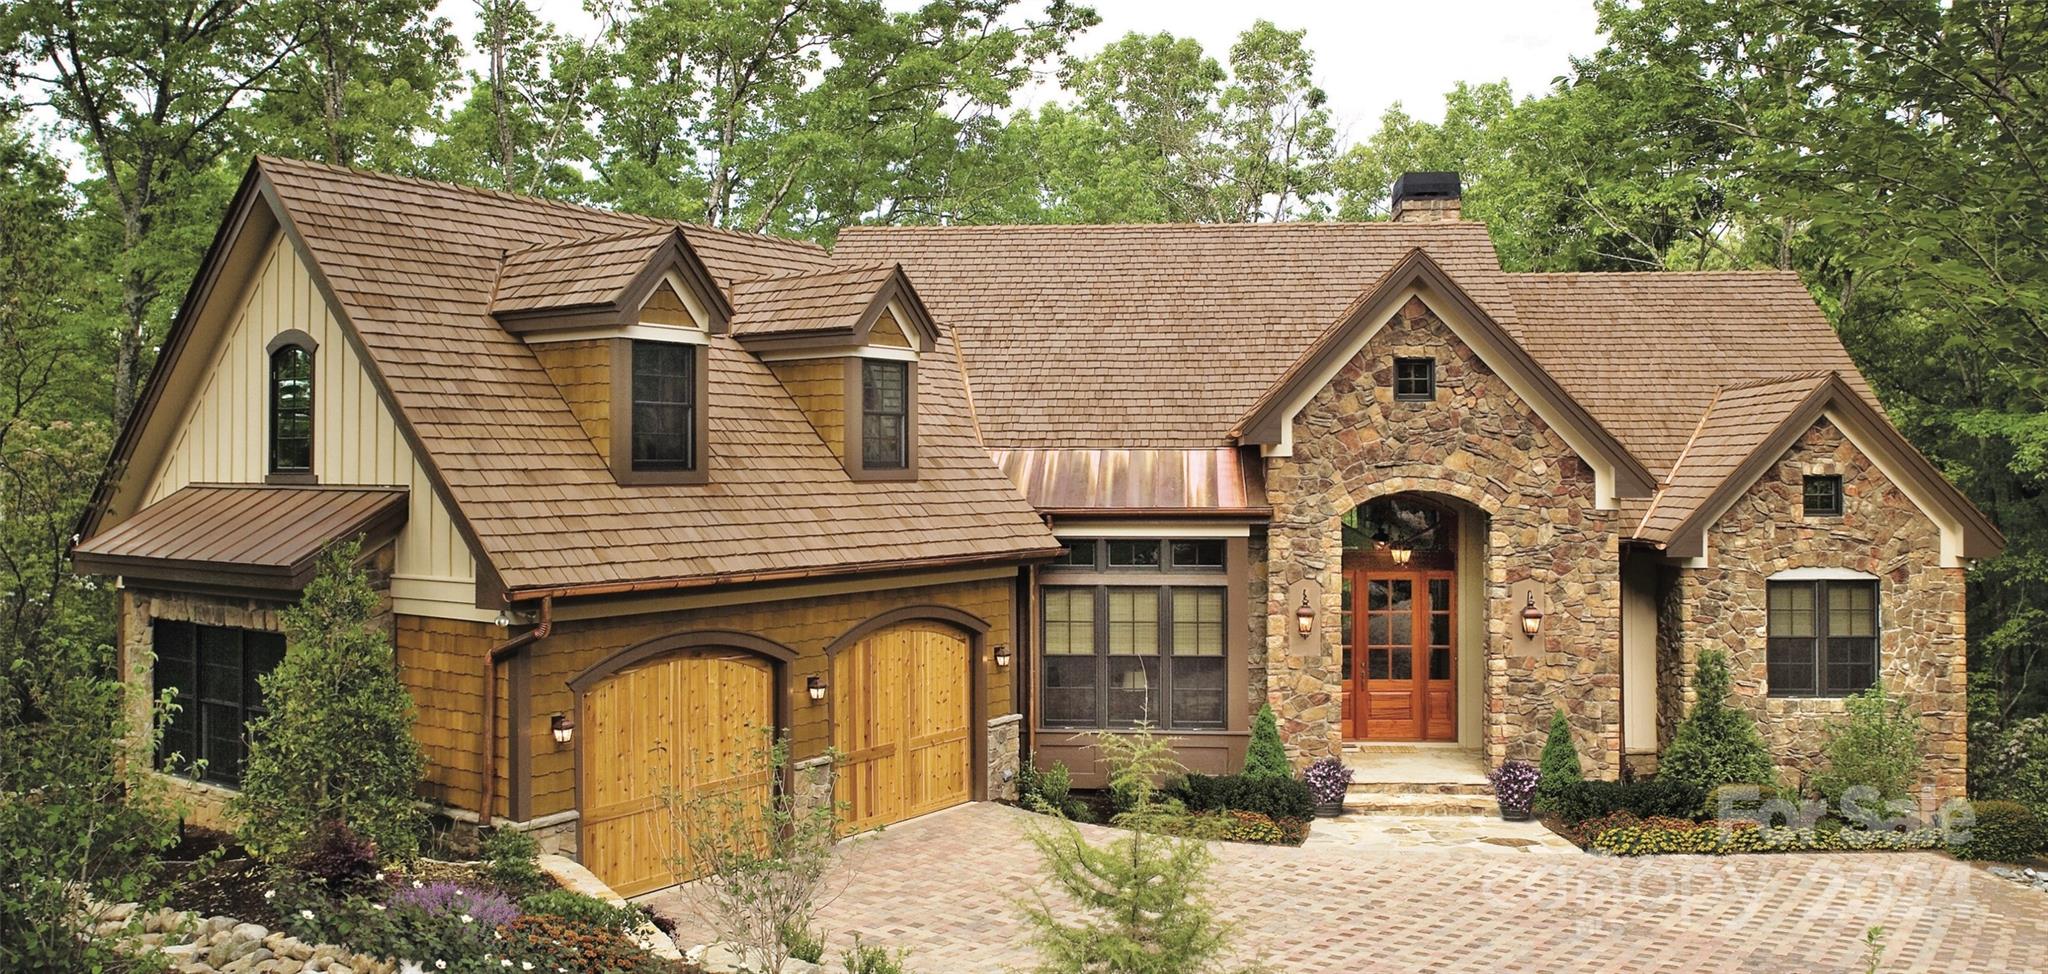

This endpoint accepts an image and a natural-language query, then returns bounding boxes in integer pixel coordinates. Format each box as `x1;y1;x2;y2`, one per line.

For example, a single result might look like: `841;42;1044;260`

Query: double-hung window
153;620;286;786
1040;538;1230;731
630;340;698;471
1767;578;1878;697
861;360;909;469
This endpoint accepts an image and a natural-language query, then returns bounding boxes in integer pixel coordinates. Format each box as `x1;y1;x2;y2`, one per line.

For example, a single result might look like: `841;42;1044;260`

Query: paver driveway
640;803;2048;973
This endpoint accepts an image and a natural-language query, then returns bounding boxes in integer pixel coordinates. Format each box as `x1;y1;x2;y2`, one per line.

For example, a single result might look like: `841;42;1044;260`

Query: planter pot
1314;801;1344;818
1499;806;1532;822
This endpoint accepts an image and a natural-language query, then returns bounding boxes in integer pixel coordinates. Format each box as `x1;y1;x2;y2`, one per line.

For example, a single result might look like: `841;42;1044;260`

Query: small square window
1394;357;1436;401
1106;540;1162;568
1803;475;1843;517
1053;539;1098;568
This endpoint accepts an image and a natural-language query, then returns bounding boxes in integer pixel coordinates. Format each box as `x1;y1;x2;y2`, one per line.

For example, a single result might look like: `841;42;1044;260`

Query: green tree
1242;703;1288;779
426;0;597;198
1810;682;1924;811
1213;20;1335;222
234;540;427;861
1534;707;1582;813
1658;649;1777;802
249;0;460;170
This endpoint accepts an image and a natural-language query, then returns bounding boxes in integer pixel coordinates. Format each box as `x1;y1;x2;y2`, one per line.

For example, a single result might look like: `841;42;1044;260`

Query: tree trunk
488;1;515;186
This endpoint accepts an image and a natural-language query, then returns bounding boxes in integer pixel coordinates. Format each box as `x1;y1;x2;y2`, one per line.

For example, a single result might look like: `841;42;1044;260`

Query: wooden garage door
833;622;972;833
580;650;774;897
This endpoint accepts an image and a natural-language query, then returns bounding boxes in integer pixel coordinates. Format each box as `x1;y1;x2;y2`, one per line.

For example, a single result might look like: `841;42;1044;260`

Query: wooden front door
1344;569;1457;741
833;621;972;833
580;650;775;897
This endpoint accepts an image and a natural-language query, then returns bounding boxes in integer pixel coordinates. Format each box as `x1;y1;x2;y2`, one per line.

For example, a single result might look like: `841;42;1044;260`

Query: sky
439;0;1609;137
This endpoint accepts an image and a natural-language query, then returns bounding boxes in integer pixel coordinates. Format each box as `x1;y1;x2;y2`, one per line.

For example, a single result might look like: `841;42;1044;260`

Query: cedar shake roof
131;157;1059;595
73;484;408;591
730;263;899;336
493;228;678;313
832;222;1520;450
1634;372;1835;542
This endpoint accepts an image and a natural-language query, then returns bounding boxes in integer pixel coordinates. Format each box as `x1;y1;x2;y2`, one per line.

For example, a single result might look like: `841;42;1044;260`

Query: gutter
500;547;1066;604
480;595;551;826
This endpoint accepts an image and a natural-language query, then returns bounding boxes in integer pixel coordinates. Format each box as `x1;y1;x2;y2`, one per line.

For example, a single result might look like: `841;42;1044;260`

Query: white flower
299;909;314;921
372;903;387;912
521;964;533;971
435;962;447;971
413;880;425;889
501;961;512;969
374;871;385;882
460;913;475;924
263;890;276;900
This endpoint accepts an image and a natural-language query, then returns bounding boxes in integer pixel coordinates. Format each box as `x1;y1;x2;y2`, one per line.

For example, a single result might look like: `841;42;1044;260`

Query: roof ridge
1634;387;1725;538
501;225;677;258
837;220;1493;234
1720;369;1837;392
1511;269;1804;280
733;261;897;286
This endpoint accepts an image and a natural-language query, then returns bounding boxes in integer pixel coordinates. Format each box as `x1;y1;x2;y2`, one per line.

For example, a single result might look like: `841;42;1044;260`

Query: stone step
1342;792;1503;816
1345;778;1494;797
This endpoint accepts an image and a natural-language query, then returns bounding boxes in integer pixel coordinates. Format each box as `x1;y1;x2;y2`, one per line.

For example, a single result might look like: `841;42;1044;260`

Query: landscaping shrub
481;825;544;895
235;540;427;861
1168;772;1312;822
296;820;380;893
1534;708;1583;814
521;889;649;933
1950;800;2047;863
1589;816;1951;857
1980;715;2048;817
1020;757;1091;820
842;934;914;974
783;921;828;963
501;912;675;973
1704;783;1799;825
1218;810;1286;844
1657;649;1777;807
1810;682;1924;812
1546;778;1705;823
1243;703;1289;779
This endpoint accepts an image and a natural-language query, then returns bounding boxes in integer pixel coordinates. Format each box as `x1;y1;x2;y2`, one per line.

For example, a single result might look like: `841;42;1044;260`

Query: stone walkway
640;803;2048;973
1302;813;1581;854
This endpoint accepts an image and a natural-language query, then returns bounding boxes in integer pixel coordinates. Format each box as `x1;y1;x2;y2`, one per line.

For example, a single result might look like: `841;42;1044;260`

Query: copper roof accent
992;448;1268;516
149;157;1058;595
73;484;408;591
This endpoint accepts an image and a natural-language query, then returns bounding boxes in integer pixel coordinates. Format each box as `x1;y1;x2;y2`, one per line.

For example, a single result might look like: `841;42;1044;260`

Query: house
75;161;1999;895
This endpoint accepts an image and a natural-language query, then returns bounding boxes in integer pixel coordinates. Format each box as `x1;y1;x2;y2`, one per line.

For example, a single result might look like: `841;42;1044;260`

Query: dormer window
266;331;317;482
611;339;709;484
861;360;909;469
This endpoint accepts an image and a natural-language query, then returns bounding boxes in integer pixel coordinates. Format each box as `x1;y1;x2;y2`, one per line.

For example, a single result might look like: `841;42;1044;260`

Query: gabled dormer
732;264;940;481
496;228;734;485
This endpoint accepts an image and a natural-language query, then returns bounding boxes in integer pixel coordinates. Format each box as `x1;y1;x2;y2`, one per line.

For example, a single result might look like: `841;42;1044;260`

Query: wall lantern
1295;592;1316;639
993;644;1012;667
1520;594;1544;639
550;712;575;745
807;675;828;702
1389;544;1413;567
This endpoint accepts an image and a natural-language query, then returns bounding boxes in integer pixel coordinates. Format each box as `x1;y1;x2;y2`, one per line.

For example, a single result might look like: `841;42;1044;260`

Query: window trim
845;356;918;481
857;358;911;472
1766;577;1880;698
1393;356;1437;402
265;330;318;484
1802;474;1844;517
611;338;710;485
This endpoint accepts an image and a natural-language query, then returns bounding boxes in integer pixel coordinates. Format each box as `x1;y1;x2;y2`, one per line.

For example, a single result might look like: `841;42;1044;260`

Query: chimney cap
1391;171;1462;207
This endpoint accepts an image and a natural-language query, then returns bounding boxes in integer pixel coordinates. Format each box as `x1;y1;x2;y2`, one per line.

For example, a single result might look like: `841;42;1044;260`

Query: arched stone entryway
1339;492;1485;742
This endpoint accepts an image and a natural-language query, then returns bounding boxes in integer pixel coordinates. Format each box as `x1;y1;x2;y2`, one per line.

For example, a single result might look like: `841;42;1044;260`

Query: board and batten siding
142;235;485;621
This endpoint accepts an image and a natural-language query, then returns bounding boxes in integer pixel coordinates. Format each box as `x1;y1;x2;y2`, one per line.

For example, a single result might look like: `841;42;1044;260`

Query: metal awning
73;484;408;592
991;448;1269;517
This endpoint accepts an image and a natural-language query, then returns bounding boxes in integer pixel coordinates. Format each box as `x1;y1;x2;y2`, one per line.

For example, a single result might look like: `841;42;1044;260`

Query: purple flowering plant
1302;756;1354;806
388;881;520;928
1488;760;1541;815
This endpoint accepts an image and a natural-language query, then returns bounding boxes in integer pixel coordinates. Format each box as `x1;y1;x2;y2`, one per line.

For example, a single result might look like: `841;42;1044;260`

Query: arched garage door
579;649;775;897
832;621;972;833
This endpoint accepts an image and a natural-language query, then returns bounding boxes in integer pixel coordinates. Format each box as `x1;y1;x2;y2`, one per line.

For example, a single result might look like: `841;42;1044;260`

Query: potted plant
1488;759;1541;821
1302;756;1352;817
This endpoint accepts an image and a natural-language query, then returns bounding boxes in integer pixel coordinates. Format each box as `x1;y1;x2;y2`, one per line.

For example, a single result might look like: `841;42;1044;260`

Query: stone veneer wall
1245;531;1271;708
986;714;1022;801
1674;419;1968;800
1262;297;1624;771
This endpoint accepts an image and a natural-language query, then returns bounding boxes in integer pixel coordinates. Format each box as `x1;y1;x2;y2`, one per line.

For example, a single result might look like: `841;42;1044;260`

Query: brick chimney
1390;171;1462;223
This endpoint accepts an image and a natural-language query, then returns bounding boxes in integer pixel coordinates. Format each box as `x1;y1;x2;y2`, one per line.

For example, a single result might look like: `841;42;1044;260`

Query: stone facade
1668;419;1968;801
986;713;1022;801
1262;296;1625;772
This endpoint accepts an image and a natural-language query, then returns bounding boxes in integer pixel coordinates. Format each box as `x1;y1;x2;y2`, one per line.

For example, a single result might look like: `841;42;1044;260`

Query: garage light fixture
1295;592;1316;639
993;644;1011;667
550;712;574;745
1520;594;1544;639
807;675;827;702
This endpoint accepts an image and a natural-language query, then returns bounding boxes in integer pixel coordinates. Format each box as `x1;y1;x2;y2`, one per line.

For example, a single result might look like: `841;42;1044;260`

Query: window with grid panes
1767;579;1878;697
1039;537;1232;731
152;620;286;786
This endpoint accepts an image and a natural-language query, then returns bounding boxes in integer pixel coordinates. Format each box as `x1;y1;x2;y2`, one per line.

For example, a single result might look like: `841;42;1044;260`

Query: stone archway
1337;491;1483;743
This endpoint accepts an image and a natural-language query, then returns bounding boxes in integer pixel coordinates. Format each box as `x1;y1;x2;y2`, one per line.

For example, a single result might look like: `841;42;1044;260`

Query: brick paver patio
640;802;2048;973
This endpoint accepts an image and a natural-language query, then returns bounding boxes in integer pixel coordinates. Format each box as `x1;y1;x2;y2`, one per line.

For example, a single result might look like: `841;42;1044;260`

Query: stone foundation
986;713;1022;801
792;754;836;824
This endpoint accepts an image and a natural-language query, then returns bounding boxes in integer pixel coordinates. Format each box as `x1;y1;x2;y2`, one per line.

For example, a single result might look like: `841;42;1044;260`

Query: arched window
268;342;313;474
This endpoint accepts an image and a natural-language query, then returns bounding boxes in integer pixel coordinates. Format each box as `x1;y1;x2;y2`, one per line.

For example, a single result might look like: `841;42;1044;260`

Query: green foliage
1534;708;1583;814
1657;650;1778;806
1811;682;1925;811
1545;778;1704;824
1979;715;2048;817
1168;773;1313;823
481;826;544;895
1020;726;1255;974
1950;800;2047;863
665;729;838;974
1020;754;1088;820
843;933;914;974
520;889;650;934
1591;816;1949;857
234;539;428;861
1242;703;1289;780
1092;724;1188;834
783;921;827;964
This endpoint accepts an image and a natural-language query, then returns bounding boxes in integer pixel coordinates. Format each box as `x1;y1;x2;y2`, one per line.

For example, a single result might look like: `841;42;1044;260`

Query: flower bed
1585;813;1949;857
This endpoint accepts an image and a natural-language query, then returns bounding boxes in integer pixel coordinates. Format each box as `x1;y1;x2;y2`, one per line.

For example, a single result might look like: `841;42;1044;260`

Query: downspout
481;595;551;827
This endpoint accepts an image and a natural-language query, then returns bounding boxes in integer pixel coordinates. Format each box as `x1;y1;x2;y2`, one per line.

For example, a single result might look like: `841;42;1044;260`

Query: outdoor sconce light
1390;544;1413;566
1295;592;1316;639
1520;594;1545;638
807;675;828;702
993;644;1012;667
550;713;574;745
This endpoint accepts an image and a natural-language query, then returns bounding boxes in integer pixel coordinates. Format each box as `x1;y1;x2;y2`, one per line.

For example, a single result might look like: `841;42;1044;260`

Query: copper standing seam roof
72;484;408;591
991;448;1269;516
